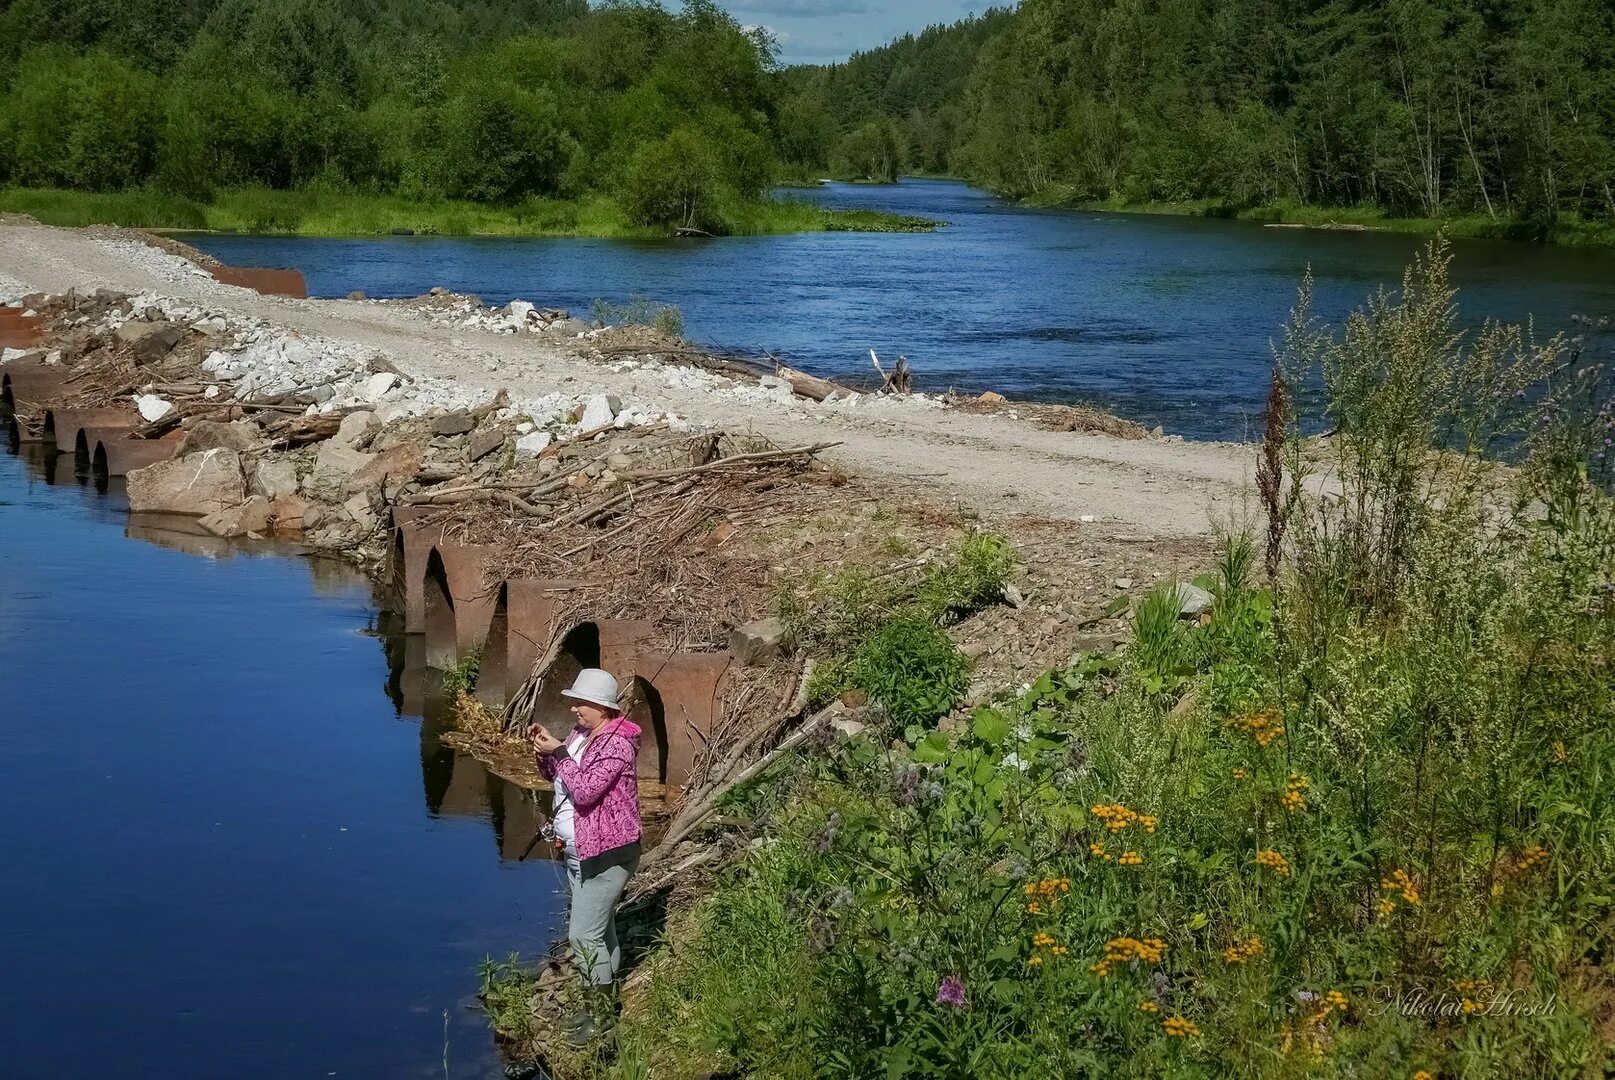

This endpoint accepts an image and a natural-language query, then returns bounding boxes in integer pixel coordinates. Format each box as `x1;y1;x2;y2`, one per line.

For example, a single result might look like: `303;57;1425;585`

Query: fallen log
775;365;842;402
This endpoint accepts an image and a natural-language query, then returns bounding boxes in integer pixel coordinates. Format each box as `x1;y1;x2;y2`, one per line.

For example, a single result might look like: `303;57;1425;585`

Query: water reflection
5;428;558;869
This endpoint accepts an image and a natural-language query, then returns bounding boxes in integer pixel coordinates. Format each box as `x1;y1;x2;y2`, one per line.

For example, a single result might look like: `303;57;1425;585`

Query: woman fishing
530;668;643;1043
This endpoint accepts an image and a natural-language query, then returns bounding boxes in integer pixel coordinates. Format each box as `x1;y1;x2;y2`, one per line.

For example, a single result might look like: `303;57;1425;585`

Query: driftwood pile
417;427;843;657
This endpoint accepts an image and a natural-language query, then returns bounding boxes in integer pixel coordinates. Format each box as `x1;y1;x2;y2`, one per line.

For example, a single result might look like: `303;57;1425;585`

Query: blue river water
189;180;1615;441
0;445;563;1079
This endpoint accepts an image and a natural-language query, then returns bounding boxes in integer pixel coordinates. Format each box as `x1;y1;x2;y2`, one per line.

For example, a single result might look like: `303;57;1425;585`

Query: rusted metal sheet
1;365;71;412
476;578;574;708
209;265;309;299
0;316;45;349
643;652;733;788
597;619;659;675
45;407;138;450
93;433;180;477
422;543;499;670
390;507;446;634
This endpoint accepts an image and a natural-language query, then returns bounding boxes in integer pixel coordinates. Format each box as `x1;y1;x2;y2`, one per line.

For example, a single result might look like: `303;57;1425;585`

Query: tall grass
573;241;1614;1078
0;186;937;238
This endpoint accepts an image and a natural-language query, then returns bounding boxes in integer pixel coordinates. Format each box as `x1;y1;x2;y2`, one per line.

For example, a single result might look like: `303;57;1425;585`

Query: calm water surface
0;445;563;1079
190;180;1615;441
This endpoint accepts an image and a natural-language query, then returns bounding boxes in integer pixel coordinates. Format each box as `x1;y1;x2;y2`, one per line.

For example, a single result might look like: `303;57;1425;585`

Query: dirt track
0;222;1255;537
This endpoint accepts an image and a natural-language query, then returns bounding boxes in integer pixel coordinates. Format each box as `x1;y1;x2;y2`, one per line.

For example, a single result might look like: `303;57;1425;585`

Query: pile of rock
385;289;600;338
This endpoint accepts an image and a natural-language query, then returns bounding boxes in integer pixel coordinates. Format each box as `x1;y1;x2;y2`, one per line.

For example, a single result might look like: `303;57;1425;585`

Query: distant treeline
782;0;1615;228
6;0;1611;235
0;0;783;230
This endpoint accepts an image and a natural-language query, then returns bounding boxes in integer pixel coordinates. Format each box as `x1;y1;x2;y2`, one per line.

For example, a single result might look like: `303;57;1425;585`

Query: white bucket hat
560;668;621;712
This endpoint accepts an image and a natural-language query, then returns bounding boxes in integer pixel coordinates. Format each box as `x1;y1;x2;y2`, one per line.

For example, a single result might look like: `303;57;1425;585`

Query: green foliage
590;296;684;339
620;128;722;230
847;615;969;731
786;532;1014;731
600;246;1615;1077
441;647;481;697
779;0;1615;233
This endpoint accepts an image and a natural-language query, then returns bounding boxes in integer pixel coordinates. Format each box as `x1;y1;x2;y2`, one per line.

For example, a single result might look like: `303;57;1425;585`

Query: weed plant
784;532;1013;734
572;243;1614;1078
590;296;685;340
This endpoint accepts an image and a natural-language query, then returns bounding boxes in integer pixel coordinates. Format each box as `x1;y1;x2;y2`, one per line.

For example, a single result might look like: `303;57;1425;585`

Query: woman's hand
529;726;564;755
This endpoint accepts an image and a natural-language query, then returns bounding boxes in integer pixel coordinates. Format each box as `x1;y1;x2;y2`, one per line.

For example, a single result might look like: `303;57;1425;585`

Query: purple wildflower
936;975;968;1008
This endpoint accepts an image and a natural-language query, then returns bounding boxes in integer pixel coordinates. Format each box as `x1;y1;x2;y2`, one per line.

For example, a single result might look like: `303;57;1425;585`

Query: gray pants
565;850;639;986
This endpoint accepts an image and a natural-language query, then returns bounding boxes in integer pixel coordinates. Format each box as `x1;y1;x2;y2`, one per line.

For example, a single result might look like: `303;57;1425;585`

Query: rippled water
0;445;563;1078
190;180;1615;441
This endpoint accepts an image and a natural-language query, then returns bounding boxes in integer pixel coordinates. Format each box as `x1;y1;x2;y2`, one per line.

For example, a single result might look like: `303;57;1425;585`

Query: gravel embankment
0;222;1255;535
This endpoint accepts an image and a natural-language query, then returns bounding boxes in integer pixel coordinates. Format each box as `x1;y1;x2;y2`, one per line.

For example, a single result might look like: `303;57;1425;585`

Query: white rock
578;394;616;430
135;394;175;422
514;431;553;460
204;385;221;399
507;300;535;329
515;421;536;435
191;316;228;334
1;347;28;364
335;410;378;446
1080;514;1096;523
360;372;399;402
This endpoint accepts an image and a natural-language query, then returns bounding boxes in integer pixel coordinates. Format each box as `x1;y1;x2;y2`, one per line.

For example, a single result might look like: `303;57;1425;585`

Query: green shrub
847;615;968;731
620;127;722;231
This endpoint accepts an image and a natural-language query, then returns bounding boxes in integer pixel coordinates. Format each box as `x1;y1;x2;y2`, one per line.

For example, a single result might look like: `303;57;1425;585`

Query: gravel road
0;222;1256;536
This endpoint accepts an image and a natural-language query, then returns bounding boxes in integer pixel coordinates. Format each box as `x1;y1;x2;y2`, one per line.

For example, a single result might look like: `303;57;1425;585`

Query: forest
785;0;1615;238
0;0;859;234
3;0;1612;239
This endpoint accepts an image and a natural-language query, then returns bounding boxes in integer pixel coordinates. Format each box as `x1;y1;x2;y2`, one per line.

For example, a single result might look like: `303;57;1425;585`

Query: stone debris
730;617;786;667
1174;582;1214;619
134;393;175;422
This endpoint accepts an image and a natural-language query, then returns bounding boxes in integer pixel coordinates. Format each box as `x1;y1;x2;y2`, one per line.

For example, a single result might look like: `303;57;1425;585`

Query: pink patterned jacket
538;716;643;863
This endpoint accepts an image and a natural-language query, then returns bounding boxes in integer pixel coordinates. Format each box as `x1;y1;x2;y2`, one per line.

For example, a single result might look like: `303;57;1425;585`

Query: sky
718;0;990;65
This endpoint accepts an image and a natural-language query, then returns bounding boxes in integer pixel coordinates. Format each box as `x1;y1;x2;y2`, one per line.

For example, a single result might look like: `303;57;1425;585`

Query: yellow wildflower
1138;1000;1159;1013
1226;709;1282;748
1232;767;1249;781
1221;936;1264;964
1379;868;1420;907
1412;1072;1435;1080
1162;1016;1201;1038
1119;850;1144;866
1255;849;1291;875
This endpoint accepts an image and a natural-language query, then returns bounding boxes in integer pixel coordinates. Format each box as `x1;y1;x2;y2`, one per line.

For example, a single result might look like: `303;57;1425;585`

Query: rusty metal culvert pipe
421;544;499;671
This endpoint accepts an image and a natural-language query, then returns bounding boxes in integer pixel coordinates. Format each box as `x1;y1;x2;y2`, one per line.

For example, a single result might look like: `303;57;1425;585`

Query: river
0;445;561;1078
188;179;1615;442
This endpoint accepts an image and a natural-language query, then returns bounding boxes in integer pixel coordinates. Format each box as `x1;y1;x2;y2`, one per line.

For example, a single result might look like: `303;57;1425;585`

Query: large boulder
334;410;378;447
267;495;311;534
197;495;273;538
346;442;424;501
116;321;183;363
176;419;259;456
127;449;246;516
302;442;375;503
578;394;617;430
251;458;300;500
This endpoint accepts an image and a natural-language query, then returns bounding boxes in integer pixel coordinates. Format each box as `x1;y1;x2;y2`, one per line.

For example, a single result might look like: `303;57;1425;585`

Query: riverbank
0;187;939;239
1018;189;1615;246
6;228;1606;1078
0;234;1230;1070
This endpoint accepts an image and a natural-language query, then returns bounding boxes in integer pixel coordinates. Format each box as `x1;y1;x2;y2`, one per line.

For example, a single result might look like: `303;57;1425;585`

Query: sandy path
0;223;1255;535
